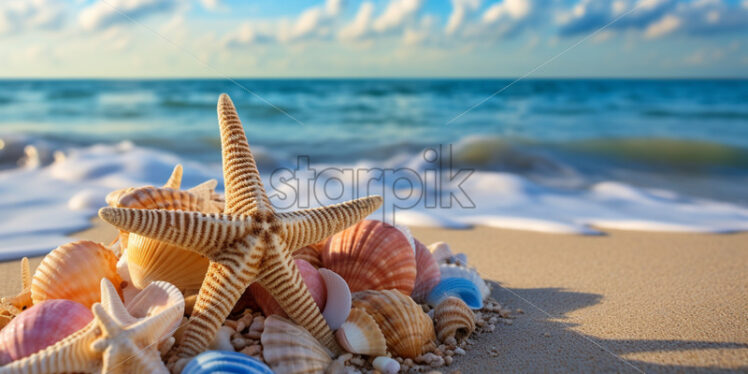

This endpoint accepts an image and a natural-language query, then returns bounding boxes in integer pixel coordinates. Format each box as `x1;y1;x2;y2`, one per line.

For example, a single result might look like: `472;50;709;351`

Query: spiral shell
322;220;416;295
31;240;122;308
427;277;483;310
118;186;211;292
433;296;475;343
411;239;440;303
250;259;326;317
0;300;92;365
182;351;273;374
439;263;489;300
261;315;332;374
335;307;386;356
352;289;436;358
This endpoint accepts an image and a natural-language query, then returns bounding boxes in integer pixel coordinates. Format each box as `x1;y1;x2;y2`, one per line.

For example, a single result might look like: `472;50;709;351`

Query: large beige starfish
99;94;382;370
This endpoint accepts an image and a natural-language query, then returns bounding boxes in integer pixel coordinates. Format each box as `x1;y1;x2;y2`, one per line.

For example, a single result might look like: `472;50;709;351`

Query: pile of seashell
0;166;507;374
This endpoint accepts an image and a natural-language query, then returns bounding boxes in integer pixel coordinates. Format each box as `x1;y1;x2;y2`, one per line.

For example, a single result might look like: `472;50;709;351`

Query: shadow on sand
454;281;748;373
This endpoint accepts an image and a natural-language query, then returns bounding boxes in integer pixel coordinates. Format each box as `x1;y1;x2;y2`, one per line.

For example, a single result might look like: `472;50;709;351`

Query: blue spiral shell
426;277;483;309
181;351;274;374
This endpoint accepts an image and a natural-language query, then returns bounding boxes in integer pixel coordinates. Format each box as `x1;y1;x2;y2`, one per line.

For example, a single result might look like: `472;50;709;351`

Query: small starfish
0;258;32;329
0;278;183;374
99;94;382;370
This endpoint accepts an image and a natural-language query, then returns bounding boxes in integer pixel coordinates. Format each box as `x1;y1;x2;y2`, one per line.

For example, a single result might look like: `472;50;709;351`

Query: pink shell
0;300;92;364
251;259;327;317
411;239;441;303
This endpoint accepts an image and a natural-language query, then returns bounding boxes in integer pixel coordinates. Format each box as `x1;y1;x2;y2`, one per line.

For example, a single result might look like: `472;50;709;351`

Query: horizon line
0;76;747;80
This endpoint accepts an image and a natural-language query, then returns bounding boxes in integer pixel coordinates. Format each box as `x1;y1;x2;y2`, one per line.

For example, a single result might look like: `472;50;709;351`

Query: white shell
373;356;400;374
319;268;352;330
428;242;454;263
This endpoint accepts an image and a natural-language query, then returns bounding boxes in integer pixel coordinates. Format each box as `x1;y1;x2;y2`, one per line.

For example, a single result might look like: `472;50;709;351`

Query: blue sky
1;0;747;77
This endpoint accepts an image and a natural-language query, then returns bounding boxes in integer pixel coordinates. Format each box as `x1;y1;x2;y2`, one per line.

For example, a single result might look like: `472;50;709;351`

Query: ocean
1;79;747;259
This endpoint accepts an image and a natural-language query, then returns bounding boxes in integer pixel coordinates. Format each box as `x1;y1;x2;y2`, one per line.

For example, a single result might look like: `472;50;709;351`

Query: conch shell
322;220;416;295
31;240;122;308
335;307;387;356
352;289;436;358
433;296;475;343
411;239;440;303
261;315;332;374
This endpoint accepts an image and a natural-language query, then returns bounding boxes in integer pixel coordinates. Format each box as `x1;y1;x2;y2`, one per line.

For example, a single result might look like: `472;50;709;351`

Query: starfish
98;94;382;370
0;278;184;374
0;257;32;329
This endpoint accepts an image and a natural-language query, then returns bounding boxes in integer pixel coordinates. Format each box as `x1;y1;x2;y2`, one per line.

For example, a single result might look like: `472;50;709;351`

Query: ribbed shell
335;307;386;356
292;246;322;268
182;351;273;374
0;300;92;365
439;263;490;300
433;297;475;343
250;259;326;317
31;240;122;308
351;290;436;358
322;220;416;295
261;315;332;374
411;239;440;303
118;186;211;292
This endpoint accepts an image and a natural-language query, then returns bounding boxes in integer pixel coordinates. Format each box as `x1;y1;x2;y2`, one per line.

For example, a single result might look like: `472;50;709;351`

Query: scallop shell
250;259;326;317
352;289;436;358
319;268;351;331
292;246;322;268
433;296;475;343
182;351;274;374
322;220;417;295
261;315;332;374
118;186;211;292
411;239;440;303
426;277;483;310
335;307;386;356
0;300;92;365
31;240;122;308
439;263;489;300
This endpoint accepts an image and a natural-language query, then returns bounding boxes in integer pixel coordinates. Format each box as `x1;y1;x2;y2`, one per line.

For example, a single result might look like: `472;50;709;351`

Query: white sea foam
1;142;747;260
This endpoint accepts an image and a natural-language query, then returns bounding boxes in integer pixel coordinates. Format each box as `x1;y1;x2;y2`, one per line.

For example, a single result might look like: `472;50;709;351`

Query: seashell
318;268;351;331
118;186;211;292
411;239;440;303
261;315;332;374
453;253;468;266
251;259;326;317
0;258;33;330
126;280;185;342
352;289;436;358
335;307;386;356
322;220;417;295
439;263;489;300
182;351;274;374
433;296;475;343
426;277;483;310
292;246;322;268
31;240;123;308
373;356;400;374
0;300;92;365
428;241;453;263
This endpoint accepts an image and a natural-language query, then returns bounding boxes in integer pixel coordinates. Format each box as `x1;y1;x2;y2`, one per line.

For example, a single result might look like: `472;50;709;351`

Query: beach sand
2;222;746;373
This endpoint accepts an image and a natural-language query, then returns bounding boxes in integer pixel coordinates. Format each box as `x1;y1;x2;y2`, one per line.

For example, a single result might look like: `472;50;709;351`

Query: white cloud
403;14;436;45
0;0;66;35
644;14;680;38
339;1;374;40
223;22;274;47
373;0;423;33
445;0;481;35
199;0;220;11
482;0;531;23
79;0;177;31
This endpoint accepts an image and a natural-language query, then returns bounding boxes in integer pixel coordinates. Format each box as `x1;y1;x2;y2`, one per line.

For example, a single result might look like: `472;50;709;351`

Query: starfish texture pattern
98;94;382;370
0;279;183;374
0;258;32;329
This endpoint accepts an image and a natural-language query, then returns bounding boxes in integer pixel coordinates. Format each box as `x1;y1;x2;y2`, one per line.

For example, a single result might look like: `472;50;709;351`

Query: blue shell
426;277;483;309
182;351;274;374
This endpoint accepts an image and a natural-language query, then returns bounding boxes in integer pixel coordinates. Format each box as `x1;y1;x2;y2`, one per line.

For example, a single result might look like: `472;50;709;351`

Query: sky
0;0;747;78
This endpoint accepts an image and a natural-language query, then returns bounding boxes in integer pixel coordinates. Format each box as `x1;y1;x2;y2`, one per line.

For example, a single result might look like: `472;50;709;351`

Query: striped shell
292;246;322;268
250;259;326;317
427;277;483;310
261;315;332;374
335;307;386;356
433;297;475;343
0;300;92;365
117;186;211;292
182;351;273;374
439;263;489;300
322;220;416;295
352;290;436;358
411;239;440;303
31;240;122;308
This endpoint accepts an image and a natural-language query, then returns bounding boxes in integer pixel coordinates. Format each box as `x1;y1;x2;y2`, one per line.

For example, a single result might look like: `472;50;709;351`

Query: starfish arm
163;164;183;189
98;207;250;262
20;257;30;289
0;323;99;374
278;195;383;251
99;279;136;326
188;179;218;194
217;93;273;215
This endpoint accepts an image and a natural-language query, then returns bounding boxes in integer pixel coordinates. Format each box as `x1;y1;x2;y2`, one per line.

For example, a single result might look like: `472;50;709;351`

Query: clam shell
118;186;211;292
182;351;273;374
0;300;92;365
426;277;483;309
31;240;123;308
335;307;386;356
411;239;440;303
261;315;332;374
433;296;475;343
322;220;417;295
439;263;489;300
319;268;351;331
352;289;436;358
292;246;322;268
251;259;327;317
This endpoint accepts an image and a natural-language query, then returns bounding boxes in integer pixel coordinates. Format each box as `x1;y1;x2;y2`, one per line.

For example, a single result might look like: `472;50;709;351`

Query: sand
2;222;746;373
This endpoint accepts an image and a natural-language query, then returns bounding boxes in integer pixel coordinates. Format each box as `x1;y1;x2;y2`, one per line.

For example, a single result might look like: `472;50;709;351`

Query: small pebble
444;356;453;366
543;332;551;337
239;344;262;357
454;347;466;356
